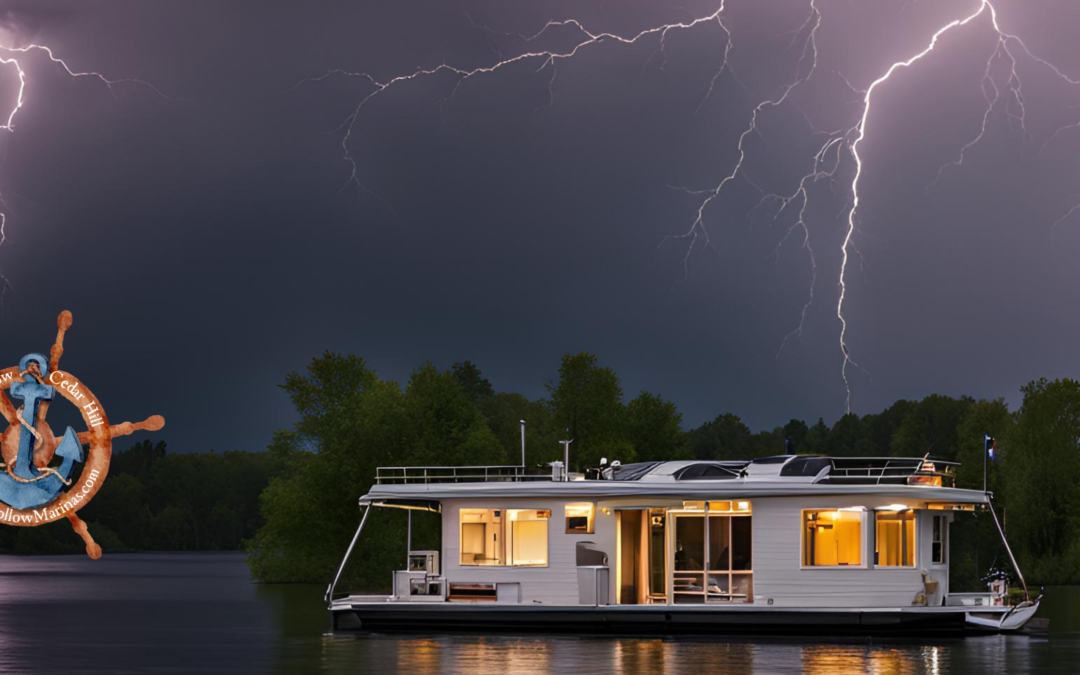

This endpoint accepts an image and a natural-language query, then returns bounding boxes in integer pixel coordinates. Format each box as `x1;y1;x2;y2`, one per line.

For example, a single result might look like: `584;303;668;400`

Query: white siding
752;495;940;607
442;498;589;605
438;495;950;608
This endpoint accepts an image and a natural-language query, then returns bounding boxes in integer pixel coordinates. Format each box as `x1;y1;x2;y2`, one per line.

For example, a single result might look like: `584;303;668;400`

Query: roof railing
375;465;554;485
827;457;958;487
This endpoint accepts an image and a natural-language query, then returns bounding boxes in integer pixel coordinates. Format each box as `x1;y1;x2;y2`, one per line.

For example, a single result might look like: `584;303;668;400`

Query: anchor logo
0;311;164;558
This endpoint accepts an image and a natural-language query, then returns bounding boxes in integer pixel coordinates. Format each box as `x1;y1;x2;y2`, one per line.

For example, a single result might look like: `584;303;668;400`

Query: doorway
616;509;669;604
671;505;753;604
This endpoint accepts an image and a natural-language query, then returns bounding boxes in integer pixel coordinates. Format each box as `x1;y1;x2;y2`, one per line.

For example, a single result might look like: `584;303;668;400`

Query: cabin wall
439;494;953;608
441;498;589;605
752;495;947;608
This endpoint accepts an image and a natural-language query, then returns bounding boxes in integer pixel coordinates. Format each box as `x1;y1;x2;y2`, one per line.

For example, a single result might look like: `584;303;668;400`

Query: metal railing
826;457;959;486
375;465;554;485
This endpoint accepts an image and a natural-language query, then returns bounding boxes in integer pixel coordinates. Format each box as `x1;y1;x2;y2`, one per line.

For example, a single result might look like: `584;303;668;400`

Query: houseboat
326;454;1041;635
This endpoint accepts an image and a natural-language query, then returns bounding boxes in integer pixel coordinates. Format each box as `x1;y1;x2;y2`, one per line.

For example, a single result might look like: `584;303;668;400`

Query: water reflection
0;553;1076;674
314;632;1079;675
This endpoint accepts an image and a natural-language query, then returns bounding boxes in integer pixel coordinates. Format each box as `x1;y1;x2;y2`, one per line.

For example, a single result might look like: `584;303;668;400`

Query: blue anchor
0;353;84;510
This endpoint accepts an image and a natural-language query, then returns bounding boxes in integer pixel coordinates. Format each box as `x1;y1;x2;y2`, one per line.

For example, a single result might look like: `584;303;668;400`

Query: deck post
987;496;1029;602
325;503;372;607
406;510;412;566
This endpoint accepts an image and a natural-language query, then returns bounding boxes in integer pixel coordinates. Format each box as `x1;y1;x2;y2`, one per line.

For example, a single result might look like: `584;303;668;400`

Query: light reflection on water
0;553;1075;674
313;633;1066;675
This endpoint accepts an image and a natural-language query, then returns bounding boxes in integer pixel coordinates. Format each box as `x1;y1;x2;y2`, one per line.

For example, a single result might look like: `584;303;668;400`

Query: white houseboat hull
331;597;1040;635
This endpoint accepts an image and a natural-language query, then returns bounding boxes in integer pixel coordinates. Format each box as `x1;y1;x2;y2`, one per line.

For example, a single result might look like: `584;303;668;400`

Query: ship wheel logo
0;311;165;558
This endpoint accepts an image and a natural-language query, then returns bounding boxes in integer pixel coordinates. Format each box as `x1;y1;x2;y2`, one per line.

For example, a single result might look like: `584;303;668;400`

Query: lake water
0;552;1076;674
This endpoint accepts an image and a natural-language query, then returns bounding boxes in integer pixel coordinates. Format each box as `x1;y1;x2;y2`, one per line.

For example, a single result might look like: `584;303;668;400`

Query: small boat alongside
327;454;1041;635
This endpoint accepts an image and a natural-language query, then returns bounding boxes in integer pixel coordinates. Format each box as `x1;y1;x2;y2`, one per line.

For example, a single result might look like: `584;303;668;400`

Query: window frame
565;503;595;535
799;508;868;570
873;509;917;569
458;507;551;568
506;509;550;567
459;508;504;567
931;514;947;565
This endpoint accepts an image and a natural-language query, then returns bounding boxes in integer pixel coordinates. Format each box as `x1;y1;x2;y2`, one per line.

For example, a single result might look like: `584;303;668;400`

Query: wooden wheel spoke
49;311;73;374
77;415;164;443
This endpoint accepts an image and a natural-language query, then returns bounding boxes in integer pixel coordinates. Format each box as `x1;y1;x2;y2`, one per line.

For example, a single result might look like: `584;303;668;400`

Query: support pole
326;504;372;606
520;420;526;468
559;438;574;481
987;496;1029;602
406;510;413;567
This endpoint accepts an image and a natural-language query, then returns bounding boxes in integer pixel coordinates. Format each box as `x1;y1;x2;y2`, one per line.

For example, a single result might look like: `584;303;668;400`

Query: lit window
565;503;594;534
460;508;550;566
507;509;549;566
932;515;947;564
803;509;863;567
706;501;752;513
875;510;915;567
460;509;504;566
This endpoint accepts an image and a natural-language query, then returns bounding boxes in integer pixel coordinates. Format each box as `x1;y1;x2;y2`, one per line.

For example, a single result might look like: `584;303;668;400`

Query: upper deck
363;455;982;505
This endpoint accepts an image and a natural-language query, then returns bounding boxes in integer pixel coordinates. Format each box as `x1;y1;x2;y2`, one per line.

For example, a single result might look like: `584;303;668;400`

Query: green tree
954;398;1012;491
689;413;752;460
547;353;630;470
451;361;495;406
1004;378;1080;583
402;363;504;466
782;419;809;453
829;413;863;456
627;391;689;462
890;394;973;460
803;418;830;454
480;392;561;466
247;352;407;584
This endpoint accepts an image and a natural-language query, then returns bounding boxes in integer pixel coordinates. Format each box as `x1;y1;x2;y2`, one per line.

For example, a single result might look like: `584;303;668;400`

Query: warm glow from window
565;503;595;534
705;500;752;513
875;510;915;567
927;502;976;511
908;475;943;486
803;510;862;567
508;509;549;566
460;509;504;566
461;508;549;567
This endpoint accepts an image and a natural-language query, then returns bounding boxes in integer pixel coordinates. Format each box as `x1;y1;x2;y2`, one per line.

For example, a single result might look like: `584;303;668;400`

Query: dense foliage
247;351;1080;592
5;349;1073;595
0;441;279;555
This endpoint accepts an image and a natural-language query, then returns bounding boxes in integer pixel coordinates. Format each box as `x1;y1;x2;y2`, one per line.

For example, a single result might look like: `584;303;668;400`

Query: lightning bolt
302;0;1080;415
293;3;737;200
0;40;168;301
840;0;1080;411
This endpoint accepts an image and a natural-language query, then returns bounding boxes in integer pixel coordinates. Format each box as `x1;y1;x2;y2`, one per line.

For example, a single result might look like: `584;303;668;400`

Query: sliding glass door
671;505;752;604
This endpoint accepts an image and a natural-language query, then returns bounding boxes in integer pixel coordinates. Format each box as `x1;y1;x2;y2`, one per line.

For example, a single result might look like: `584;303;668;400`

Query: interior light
876;504;911;512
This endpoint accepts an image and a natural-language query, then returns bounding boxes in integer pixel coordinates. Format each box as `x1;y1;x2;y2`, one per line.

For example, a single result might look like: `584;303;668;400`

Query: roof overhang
360;481;990;505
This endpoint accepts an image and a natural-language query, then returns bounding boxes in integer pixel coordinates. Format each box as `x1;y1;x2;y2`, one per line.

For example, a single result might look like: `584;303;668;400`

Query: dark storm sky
0;0;1078;452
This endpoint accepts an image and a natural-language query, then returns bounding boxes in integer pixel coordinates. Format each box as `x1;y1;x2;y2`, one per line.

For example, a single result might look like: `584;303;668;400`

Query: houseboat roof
362;454;985;507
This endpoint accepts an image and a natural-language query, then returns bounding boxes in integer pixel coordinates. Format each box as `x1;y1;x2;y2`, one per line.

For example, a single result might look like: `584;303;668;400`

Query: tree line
0;441;279;555
2;351;1076;594
246;352;1080;591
